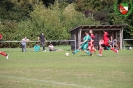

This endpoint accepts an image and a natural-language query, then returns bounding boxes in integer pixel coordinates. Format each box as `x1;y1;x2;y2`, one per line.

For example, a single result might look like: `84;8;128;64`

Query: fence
1;40;76;51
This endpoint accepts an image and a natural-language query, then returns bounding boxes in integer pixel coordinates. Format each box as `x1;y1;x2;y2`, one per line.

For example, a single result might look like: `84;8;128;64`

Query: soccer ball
129;47;132;50
65;52;69;56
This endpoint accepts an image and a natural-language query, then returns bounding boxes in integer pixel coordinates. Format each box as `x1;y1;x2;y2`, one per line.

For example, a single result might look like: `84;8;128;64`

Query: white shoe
98;54;102;56
6;54;9;59
43;50;46;52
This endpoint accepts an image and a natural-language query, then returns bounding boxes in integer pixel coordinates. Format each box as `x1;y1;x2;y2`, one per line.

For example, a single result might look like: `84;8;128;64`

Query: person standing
21;37;29;52
38;33;47;52
0;33;9;59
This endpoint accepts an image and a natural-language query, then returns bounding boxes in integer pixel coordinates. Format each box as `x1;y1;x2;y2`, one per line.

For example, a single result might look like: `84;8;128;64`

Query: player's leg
111;47;118;54
41;42;46;52
0;51;9;59
88;46;93;56
72;44;83;54
23;44;26;52
98;44;104;56
83;44;91;55
21;44;24;52
108;42;118;54
92;46;96;54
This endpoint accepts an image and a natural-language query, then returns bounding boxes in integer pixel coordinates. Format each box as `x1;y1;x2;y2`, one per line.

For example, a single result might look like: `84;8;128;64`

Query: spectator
112;39;118;49
21;37;29;52
38;33;47;52
48;43;57;51
33;43;40;52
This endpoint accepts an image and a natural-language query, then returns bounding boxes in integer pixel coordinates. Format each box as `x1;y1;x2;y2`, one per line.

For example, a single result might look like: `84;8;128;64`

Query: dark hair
85;31;89;34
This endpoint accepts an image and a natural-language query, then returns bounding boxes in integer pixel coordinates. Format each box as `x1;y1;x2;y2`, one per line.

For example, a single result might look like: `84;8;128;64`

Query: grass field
0;46;133;88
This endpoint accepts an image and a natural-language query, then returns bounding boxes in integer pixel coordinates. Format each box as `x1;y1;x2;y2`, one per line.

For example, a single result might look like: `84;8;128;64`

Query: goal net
123;39;133;50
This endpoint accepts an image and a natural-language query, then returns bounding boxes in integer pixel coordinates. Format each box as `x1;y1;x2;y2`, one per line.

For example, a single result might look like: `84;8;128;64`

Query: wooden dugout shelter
69;25;125;50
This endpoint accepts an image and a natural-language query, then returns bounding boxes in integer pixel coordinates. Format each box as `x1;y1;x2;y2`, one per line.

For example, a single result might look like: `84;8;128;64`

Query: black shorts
101;44;105;47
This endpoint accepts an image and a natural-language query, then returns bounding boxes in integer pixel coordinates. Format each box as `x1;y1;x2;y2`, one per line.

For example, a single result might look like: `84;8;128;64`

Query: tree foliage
0;0;133;47
0;0;99;47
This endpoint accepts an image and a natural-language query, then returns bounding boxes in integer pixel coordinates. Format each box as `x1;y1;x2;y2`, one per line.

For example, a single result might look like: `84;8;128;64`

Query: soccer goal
123;39;133;50
0;40;76;52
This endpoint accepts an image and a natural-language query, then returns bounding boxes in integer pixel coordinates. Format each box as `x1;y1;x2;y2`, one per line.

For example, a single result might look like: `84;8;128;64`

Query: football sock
99;48;102;54
0;52;7;56
89;48;92;54
111;48;117;53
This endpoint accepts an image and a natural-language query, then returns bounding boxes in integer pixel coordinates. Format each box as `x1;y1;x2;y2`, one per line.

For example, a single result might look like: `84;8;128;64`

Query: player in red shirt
88;30;96;56
88;39;96;56
89;30;95;40
98;31;118;56
0;34;9;59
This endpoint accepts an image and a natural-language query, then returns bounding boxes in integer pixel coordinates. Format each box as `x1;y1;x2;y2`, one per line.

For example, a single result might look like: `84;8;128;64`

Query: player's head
41;32;44;35
85;31;89;35
36;42;38;45
89;30;93;34
24;37;27;39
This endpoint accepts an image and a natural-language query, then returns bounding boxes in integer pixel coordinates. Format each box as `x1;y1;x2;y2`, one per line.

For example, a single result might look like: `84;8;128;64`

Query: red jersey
103;32;109;41
90;33;95;40
88;39;94;47
103;32;110;46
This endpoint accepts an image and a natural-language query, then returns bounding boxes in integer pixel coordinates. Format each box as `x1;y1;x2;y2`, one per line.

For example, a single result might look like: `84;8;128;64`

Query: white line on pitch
0;75;91;88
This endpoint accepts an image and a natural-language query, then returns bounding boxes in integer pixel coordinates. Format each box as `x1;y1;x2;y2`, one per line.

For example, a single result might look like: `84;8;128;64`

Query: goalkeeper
72;31;91;56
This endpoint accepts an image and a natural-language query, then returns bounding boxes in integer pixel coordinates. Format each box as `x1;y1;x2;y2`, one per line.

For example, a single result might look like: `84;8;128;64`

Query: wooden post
120;29;123;50
121;28;123;50
78;29;81;47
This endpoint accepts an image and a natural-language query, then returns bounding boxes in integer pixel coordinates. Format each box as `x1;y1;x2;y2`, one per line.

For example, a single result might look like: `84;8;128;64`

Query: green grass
0;47;133;88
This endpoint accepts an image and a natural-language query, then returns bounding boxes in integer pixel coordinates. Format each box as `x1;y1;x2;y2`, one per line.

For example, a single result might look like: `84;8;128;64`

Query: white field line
0;75;91;88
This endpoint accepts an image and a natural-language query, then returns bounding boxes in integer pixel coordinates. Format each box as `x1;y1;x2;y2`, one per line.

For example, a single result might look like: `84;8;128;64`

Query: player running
89;30;95;40
72;31;91;56
98;31;118;56
0;34;9;59
88;30;96;55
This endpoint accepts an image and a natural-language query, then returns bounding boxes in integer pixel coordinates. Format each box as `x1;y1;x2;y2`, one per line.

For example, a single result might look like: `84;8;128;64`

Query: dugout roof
69;25;126;32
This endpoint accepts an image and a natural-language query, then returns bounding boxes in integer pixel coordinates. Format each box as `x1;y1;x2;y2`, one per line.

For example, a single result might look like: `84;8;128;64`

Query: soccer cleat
6;54;9;59
90;54;93;56
72;51;75;55
43;50;46;52
98;54;102;56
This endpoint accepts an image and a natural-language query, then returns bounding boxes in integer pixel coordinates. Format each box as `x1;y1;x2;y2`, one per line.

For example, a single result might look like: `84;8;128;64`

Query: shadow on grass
80;54;106;57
